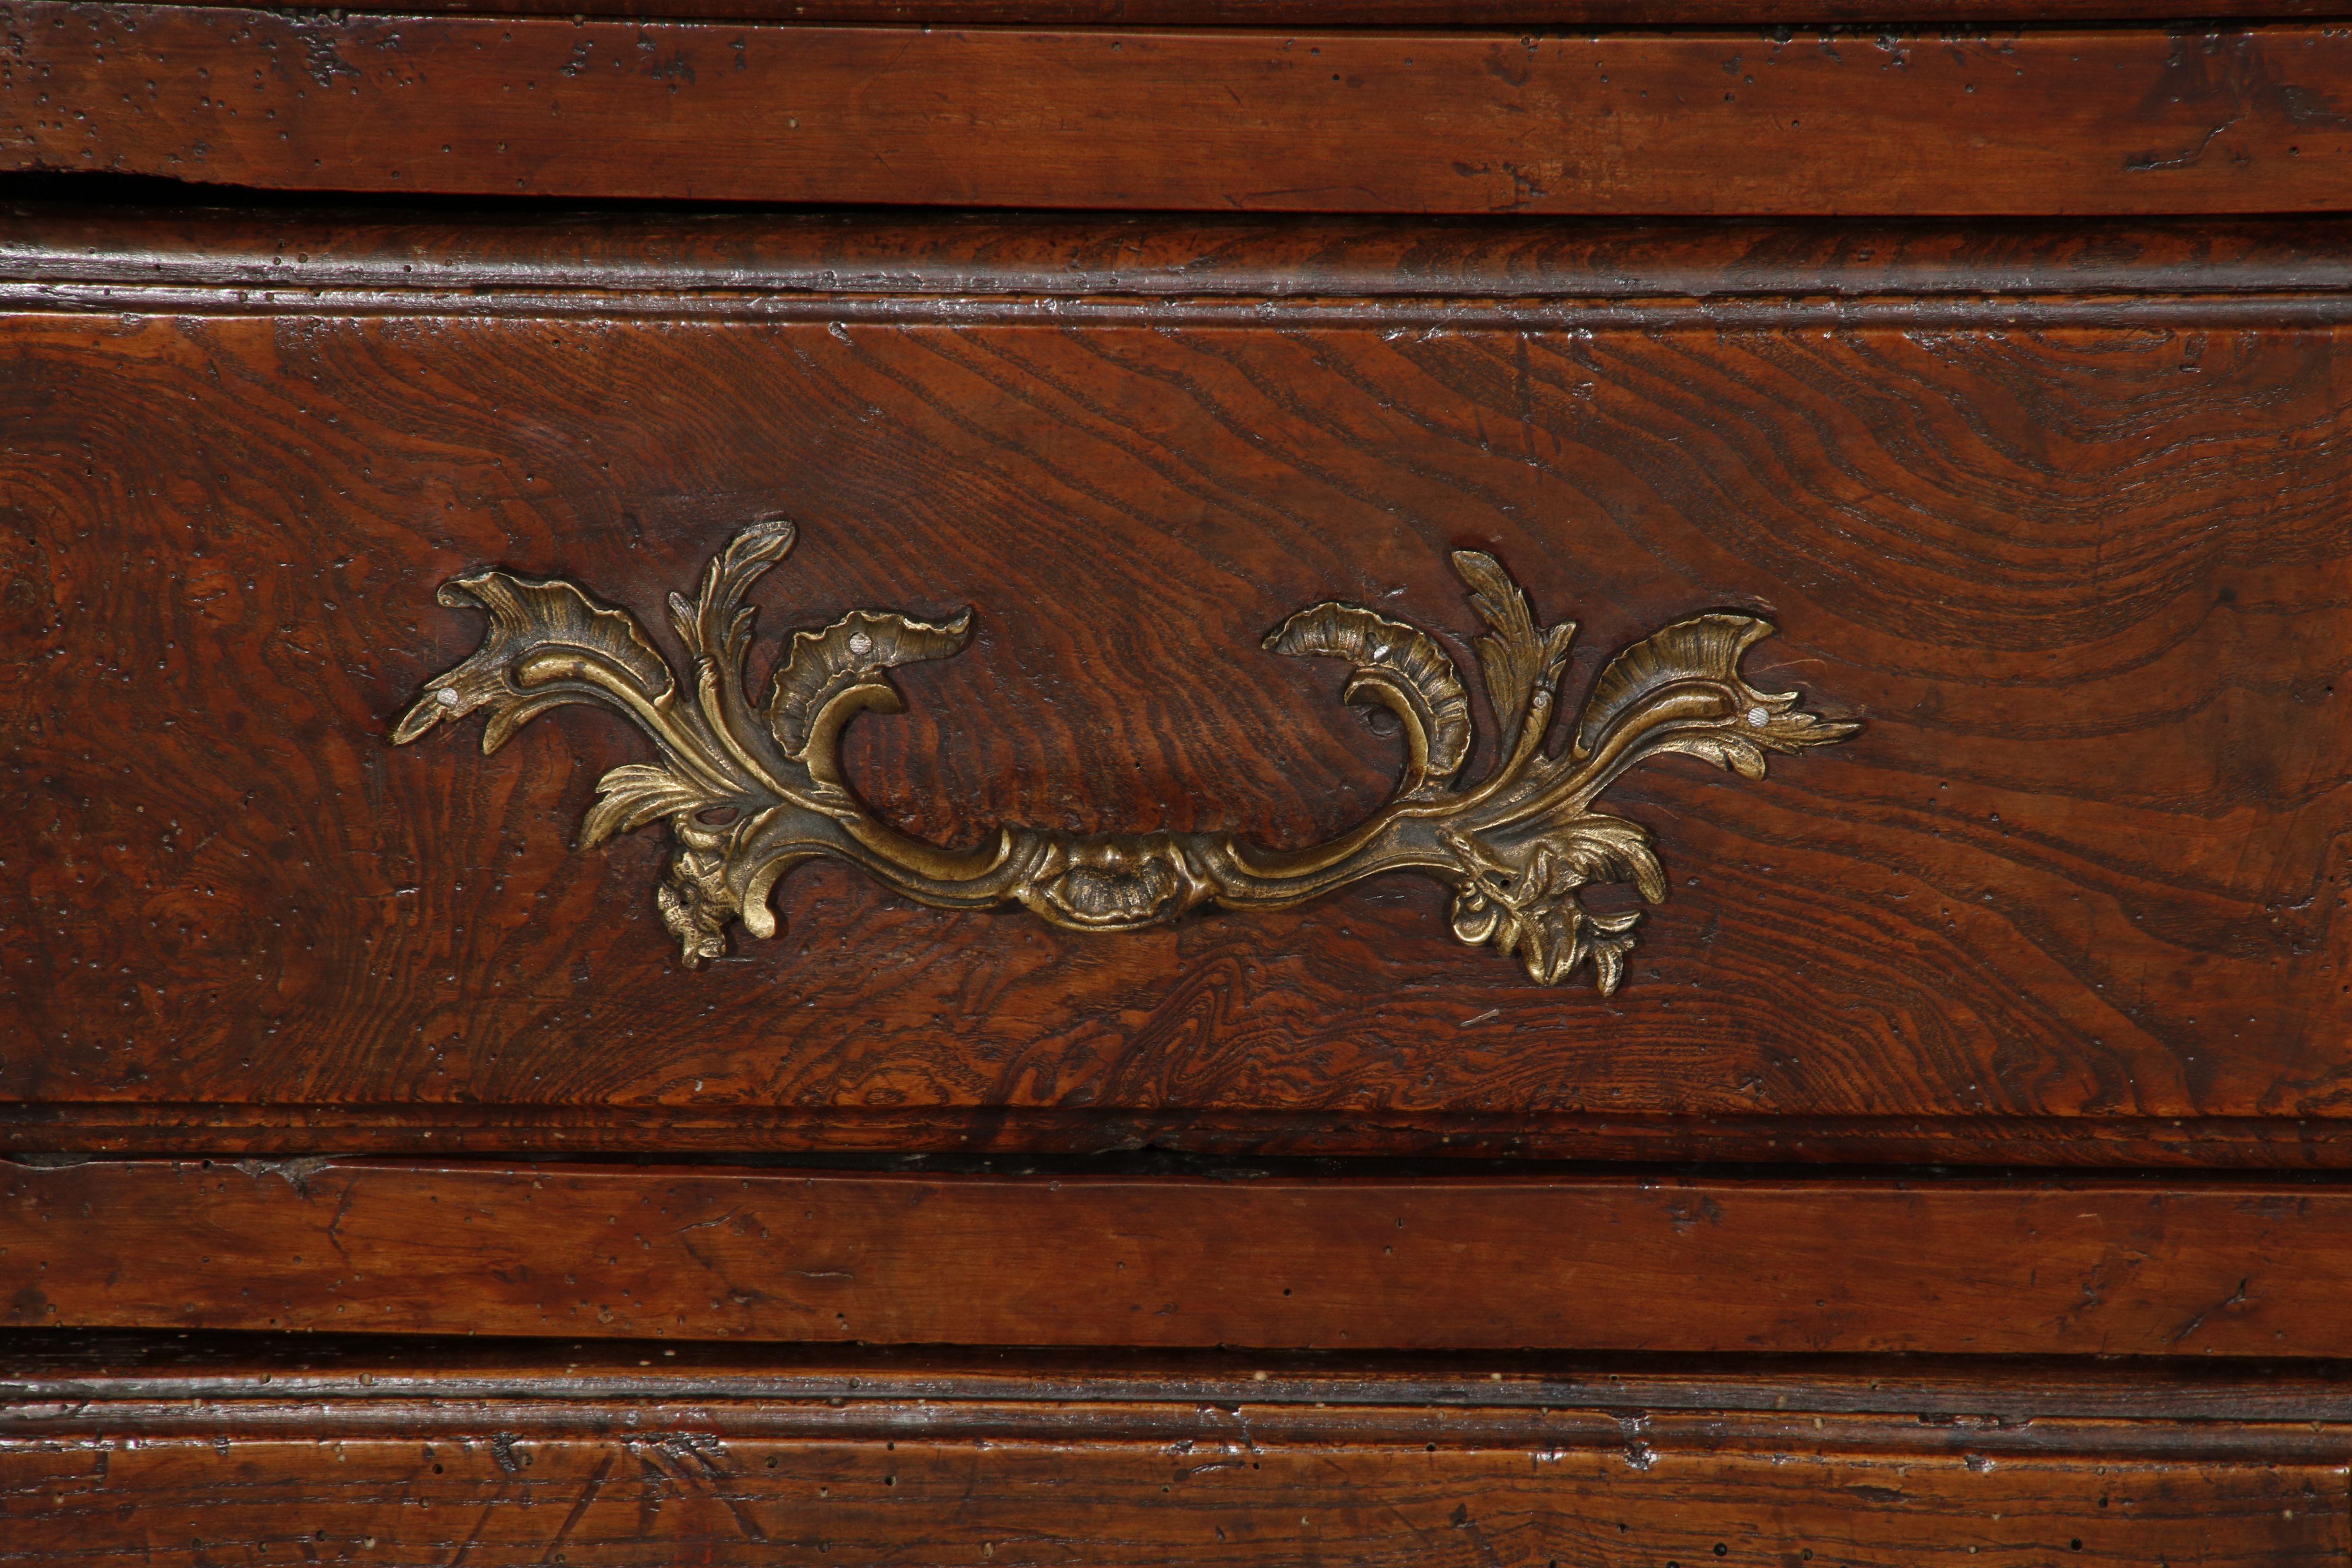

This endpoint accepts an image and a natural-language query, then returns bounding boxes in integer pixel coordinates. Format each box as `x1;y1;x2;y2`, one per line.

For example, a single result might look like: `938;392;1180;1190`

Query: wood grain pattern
2;213;2349;1163
4;1429;2335;1567
13;1331;2352;1568
11;8;2352;213
14;1161;2352;1354
11;21;2350;1559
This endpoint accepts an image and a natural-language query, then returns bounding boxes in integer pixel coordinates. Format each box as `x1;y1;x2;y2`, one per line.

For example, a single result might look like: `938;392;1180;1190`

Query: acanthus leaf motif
581;762;719;849
391;571;675;755
668;515;797;667
396;519;1860;992
664;515;804;800
1548;811;1668;905
1450;549;1577;772
1263;601;1473;796
1573;612;1858;784
765;607;976;762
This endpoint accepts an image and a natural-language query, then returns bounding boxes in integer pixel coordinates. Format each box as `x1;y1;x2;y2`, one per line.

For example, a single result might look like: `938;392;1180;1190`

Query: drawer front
1;211;2348;1164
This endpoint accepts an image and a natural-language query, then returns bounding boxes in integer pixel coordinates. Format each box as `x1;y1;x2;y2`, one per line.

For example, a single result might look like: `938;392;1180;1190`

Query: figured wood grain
11;1161;2352;1354
10;9;2352;214
2;1431;2335;1567
2;212;2347;1163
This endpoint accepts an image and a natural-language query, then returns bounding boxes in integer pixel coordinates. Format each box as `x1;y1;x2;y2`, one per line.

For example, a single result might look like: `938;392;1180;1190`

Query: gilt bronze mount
393;520;1857;992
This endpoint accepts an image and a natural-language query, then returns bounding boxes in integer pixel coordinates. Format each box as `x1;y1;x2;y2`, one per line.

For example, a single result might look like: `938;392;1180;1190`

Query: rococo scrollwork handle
392;520;1858;993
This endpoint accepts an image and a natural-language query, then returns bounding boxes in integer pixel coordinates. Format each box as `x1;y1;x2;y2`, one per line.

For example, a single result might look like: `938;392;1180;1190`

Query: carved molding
393;521;1857;992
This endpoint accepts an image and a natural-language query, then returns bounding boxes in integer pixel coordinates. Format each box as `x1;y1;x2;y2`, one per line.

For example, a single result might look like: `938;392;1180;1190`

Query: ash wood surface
4;1337;2349;1567
10;9;2352;213
12;1161;2352;1353
3;1431;2335;1568
2;213;2348;1164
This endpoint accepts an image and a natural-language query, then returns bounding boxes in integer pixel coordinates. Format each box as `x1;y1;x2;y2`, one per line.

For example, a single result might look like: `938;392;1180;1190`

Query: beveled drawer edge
14;1107;2352;1169
9;1332;2352;1417
13;206;2352;304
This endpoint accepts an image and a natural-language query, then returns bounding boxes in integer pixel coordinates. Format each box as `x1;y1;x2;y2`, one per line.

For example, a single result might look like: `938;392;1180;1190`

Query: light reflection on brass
394;520;1857;992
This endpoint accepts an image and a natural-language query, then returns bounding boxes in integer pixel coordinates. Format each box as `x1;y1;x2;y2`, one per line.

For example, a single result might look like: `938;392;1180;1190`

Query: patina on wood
1;209;2346;1164
7;1160;2352;1354
7;4;2352;1556
8;1331;2346;1563
19;1331;2352;1429
0;1435;2336;1566
8;10;2352;213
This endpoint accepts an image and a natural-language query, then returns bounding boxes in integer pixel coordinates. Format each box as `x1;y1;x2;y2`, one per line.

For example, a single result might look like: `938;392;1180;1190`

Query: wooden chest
5;2;2352;1560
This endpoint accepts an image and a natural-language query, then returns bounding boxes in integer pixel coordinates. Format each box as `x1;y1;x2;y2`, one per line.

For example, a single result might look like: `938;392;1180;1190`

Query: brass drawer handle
393;521;1856;992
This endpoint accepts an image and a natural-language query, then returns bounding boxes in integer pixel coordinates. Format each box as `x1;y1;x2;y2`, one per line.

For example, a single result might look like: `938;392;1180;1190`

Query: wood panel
1;1436;2339;1566
14;1161;2352;1353
8;1333;2346;1564
7;1431;2339;1567
10;8;2352;213
2;212;2348;1163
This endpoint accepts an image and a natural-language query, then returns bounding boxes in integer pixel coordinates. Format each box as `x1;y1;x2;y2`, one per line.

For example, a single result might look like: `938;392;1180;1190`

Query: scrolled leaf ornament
394;521;1859;992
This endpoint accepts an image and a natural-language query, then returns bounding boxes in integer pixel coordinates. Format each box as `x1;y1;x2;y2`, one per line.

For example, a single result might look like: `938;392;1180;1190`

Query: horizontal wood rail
11;1160;2352;1354
8;9;2352;213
